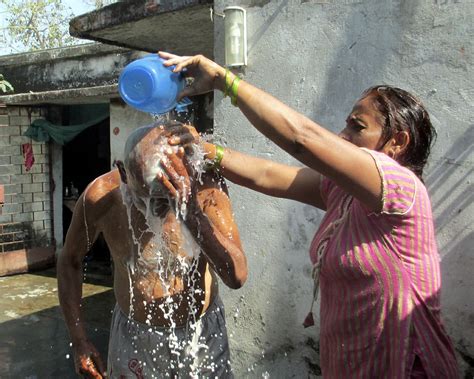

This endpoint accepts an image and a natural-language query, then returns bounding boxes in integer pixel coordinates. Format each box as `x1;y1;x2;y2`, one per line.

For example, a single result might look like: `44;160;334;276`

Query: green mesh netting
24;111;109;145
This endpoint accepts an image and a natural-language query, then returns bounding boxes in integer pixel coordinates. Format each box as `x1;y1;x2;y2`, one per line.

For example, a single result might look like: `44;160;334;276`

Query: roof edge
69;0;213;38
0;85;118;106
0;43;132;67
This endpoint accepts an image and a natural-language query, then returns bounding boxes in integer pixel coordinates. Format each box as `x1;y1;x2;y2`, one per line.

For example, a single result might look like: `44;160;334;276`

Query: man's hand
165;123;199;148
166;124;217;165
158;147;193;208
73;340;106;378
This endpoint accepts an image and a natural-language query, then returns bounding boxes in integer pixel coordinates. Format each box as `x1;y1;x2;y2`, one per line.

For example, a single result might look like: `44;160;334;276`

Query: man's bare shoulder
196;171;229;196
83;170;122;210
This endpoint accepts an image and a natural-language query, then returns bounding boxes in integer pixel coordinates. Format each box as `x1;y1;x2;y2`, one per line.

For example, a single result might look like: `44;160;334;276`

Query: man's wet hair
123;124;157;169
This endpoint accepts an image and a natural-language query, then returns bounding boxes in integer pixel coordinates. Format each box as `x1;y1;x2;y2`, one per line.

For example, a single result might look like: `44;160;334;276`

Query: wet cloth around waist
107;296;233;378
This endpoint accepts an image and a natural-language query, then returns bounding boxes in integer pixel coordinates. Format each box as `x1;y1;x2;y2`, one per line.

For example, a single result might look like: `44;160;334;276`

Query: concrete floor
0;262;114;379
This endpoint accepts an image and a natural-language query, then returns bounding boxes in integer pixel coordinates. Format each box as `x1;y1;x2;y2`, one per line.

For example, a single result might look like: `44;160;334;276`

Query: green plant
0;74;14;93
0;0;77;53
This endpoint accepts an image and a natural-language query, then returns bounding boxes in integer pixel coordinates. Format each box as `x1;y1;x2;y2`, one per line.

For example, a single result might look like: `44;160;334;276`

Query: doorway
62;104;111;275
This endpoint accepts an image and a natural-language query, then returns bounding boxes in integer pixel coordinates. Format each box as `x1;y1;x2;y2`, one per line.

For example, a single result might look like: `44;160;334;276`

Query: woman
158;52;459;378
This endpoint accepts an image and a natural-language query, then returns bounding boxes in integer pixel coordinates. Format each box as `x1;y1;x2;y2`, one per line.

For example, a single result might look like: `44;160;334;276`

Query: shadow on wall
247;0;289;57
304;1;417;127
426;124;474;375
426;124;474;235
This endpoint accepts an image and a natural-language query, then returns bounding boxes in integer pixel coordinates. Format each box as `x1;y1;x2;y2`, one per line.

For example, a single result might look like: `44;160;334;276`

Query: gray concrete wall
213;0;473;377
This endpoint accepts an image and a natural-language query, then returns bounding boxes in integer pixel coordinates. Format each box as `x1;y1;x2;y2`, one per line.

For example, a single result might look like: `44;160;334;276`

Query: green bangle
214;145;224;168
230;76;241;106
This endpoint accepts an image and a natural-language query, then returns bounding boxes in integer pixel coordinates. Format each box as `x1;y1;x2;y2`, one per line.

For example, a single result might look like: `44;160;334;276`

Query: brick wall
0;105;53;253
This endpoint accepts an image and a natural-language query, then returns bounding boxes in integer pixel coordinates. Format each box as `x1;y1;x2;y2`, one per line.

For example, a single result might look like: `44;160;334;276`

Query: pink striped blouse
310;149;458;378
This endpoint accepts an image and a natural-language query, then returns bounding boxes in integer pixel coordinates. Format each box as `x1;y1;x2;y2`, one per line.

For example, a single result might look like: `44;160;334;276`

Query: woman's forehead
351;95;376;114
349;95;383;124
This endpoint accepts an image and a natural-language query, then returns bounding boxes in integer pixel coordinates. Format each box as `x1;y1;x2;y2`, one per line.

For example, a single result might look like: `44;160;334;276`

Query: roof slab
0;44;146;106
69;0;214;58
0;1;214;106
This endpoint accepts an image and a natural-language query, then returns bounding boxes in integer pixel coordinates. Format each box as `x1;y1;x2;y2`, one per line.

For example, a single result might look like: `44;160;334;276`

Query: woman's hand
158;52;226;99
73;339;106;378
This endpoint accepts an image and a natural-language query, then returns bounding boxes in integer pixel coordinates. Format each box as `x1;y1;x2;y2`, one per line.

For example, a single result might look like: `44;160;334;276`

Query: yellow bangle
204;144;224;170
230;76;241;106
214;145;224;168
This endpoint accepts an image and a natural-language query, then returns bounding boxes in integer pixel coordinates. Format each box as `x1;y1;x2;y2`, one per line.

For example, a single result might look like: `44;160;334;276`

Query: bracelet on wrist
222;68;241;106
230;76;241;106
205;144;224;170
214;145;224;168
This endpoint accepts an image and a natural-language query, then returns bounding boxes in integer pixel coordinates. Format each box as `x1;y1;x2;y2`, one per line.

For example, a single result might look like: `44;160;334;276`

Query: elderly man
57;123;247;378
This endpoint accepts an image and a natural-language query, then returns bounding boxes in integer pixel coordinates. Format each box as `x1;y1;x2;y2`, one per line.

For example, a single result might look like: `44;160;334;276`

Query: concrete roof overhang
0;0;214;107
69;0;214;57
0;44;147;106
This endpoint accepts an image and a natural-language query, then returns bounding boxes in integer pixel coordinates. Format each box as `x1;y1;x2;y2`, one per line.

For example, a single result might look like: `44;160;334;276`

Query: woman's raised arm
161;53;383;212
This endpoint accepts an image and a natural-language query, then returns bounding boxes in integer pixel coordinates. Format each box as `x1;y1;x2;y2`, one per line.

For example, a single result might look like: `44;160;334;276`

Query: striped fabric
309;149;458;378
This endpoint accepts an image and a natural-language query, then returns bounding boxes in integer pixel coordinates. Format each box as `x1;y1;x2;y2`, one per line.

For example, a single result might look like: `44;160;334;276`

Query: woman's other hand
158;52;226;99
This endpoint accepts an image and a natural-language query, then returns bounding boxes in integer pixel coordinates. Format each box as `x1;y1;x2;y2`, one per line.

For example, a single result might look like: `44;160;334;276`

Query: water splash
82;176;100;252
151;112;172;124
119;159;210;374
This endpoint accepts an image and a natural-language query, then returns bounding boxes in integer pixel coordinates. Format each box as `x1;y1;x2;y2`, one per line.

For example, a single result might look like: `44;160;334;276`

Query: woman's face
339;95;386;150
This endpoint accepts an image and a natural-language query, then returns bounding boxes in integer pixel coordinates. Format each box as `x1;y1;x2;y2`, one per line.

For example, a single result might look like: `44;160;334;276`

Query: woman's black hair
362;85;437;180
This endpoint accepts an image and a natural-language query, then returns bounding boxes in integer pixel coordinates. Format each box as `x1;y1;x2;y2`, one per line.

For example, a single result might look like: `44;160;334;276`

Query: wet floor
0;261;114;379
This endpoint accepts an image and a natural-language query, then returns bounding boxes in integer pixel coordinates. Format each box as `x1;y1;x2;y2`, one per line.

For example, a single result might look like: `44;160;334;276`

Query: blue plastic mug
118;55;185;114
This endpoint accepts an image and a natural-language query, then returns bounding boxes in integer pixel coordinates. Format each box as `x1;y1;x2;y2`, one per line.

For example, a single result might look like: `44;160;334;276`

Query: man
57;123;247;378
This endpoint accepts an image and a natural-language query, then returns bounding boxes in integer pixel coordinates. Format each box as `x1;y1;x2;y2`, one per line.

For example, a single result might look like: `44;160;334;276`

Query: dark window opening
62;104;111;277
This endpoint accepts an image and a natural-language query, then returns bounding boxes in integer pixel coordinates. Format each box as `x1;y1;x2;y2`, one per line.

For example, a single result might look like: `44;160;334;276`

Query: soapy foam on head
124;123;208;220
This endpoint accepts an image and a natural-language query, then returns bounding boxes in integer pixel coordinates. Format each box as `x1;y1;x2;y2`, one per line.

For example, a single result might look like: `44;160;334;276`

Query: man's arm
157;147;247;289
186;171;247;289
57;188;106;378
